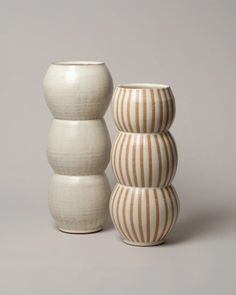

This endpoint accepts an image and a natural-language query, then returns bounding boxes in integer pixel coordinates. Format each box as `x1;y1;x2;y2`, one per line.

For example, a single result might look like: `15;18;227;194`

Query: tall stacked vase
110;84;180;246
44;61;113;233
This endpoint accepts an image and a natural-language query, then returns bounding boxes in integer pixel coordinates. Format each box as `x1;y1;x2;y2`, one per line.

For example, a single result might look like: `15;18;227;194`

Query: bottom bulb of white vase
49;174;110;233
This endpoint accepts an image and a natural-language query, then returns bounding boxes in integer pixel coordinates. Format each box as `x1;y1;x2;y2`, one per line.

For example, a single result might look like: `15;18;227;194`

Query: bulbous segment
109;184;179;246
47;119;111;175
111;131;177;187
112;84;175;133
49;174;110;233
44;61;113;120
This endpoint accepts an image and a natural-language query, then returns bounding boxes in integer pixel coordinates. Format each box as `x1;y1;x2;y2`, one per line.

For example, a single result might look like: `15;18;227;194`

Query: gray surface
1;0;236;294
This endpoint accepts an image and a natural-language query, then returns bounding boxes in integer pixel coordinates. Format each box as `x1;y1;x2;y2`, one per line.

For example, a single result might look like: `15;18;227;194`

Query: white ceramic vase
110;84;180;246
44;61;113;233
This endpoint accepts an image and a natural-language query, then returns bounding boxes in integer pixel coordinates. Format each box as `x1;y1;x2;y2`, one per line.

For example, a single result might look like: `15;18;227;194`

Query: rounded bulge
47;119;111;175
44;62;113;120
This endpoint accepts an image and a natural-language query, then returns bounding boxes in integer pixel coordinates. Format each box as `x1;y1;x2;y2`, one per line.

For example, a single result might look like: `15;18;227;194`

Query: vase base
123;240;165;247
58;227;103;234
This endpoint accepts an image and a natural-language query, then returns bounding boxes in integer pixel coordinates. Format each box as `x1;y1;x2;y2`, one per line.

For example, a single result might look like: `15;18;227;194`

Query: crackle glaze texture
44;61;113;233
110;84;180;246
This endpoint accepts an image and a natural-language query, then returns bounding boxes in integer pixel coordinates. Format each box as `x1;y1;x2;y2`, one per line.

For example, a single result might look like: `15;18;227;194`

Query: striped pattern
112;86;175;133
110;184;179;244
111;131;177;187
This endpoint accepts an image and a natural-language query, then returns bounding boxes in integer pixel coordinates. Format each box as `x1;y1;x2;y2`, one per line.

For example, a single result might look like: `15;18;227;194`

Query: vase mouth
118;83;170;90
52;61;104;66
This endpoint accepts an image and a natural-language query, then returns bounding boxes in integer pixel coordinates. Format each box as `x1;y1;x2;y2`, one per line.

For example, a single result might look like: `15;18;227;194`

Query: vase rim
118;83;170;90
52;61;104;66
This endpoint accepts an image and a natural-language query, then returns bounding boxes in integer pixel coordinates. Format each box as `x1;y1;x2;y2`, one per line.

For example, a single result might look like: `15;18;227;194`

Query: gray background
1;0;236;294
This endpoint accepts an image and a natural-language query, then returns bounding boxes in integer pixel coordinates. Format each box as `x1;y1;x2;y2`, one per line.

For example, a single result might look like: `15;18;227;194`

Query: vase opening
52;61;104;66
118;83;170;89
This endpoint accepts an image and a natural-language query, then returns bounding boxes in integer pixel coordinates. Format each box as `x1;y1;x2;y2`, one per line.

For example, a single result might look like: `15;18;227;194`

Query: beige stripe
121;89;128;131
118;133;126;184
150;89;155;132
147;135;152;187
152;190;160;242
162;133;170;185
145;189;150;242
125;134;132;186
140;135;145;187
122;188;133;241
135;90;140;132
155;135;162;186
132;134;138;186
116;88;123;130
167;132;178;177
157;89;163;132
138;192;144;242
116;187;128;240
159;189;168;240
127;89;133;132
130;190;139;242
143;89;147;133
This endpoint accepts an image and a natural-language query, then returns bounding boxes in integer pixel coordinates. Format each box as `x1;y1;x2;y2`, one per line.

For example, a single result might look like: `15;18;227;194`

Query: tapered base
58;227;102;234
123;240;165;247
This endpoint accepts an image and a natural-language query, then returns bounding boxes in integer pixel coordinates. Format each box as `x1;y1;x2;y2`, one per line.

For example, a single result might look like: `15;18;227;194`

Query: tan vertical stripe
140;135;145;187
165;88;173;130
165;186;175;235
147;135;152;187
118;133;126;184
130;190;139;242
116;88;123;130
121;89;128;131
116;187;128;240
145;189;150;242
163;89;169;131
157;89;163;132
150;89;155;132
162;133;170;185
127;89;133;132
125;134;132;186
155;135;162;187
152;190;160;242
169;185;180;219
167;132;178;177
110;185;119;224
159;189;168;240
135;90;140;132
138;192;144;242
165;133;175;183
122;188;133;241
143;89;147;133
132;134;138;186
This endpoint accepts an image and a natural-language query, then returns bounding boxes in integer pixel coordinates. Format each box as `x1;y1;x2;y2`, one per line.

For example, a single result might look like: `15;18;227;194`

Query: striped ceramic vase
110;84;179;246
44;61;113;233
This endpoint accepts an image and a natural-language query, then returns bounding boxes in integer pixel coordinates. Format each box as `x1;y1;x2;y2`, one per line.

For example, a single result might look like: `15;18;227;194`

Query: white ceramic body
49;174;110;233
44;61;113;233
111;131;177;187
44;62;113;120
110;184;179;246
112;84;175;133
47;119;111;175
